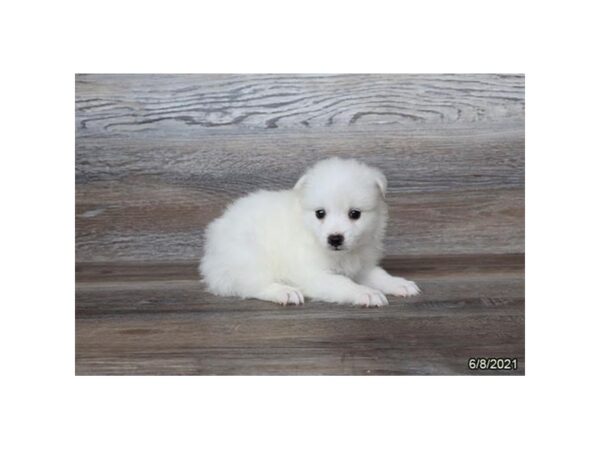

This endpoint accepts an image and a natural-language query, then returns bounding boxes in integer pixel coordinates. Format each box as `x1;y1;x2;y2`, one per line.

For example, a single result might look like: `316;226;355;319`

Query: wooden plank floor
76;255;524;375
75;74;524;375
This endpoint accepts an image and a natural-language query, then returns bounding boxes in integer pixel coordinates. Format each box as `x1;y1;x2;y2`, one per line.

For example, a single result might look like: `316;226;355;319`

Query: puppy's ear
294;174;307;191
374;170;387;199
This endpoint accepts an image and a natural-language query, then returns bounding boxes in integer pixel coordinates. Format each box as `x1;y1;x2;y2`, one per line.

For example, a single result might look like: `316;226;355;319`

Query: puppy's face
295;159;387;252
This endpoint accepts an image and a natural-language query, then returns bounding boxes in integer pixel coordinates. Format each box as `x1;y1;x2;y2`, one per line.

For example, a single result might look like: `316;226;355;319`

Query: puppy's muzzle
327;234;344;249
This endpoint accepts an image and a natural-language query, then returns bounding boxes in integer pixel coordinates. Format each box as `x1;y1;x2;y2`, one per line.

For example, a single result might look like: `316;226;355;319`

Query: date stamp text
468;357;518;371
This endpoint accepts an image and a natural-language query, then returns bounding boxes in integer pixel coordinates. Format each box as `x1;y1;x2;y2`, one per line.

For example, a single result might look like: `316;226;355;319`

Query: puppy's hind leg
255;283;305;306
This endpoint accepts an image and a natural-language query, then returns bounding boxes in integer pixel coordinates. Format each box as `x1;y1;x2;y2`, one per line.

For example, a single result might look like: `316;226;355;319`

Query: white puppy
200;158;420;307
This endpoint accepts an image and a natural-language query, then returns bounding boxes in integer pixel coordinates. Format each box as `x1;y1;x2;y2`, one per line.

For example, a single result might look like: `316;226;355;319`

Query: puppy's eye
315;209;326;219
348;209;361;220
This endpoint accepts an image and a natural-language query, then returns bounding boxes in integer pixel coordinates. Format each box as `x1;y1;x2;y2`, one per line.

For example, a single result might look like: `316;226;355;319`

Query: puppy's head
295;158;388;252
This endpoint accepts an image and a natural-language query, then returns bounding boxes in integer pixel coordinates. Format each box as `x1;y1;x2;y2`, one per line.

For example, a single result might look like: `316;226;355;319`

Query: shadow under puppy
200;158;420;307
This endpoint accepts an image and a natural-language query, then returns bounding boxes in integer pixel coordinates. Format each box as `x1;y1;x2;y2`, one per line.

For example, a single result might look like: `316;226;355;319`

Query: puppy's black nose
328;234;344;248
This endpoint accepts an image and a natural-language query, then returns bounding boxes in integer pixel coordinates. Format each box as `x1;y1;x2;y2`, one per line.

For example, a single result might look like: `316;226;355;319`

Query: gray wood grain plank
76;127;524;192
76;186;523;262
75;254;524;283
76;74;524;134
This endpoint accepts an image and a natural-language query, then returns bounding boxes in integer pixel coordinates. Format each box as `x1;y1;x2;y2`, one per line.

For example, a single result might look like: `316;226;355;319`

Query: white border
3;0;599;448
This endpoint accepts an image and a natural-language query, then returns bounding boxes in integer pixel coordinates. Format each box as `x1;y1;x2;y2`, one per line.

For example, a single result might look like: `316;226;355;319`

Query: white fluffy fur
199;158;420;307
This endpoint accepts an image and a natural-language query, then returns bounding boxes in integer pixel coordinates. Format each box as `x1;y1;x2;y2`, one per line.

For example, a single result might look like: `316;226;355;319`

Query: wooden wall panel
76;74;524;263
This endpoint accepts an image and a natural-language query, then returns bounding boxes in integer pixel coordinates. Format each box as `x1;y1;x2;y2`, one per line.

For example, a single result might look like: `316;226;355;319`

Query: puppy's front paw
353;288;389;308
276;287;305;306
384;277;421;297
258;283;304;305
